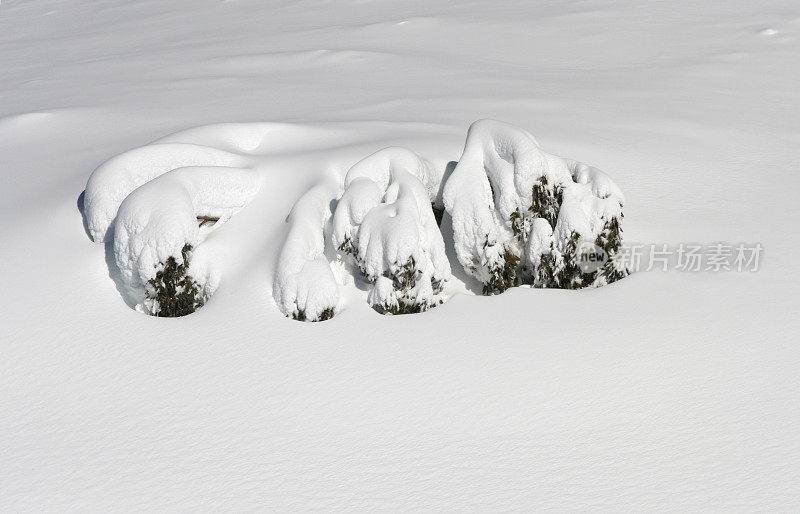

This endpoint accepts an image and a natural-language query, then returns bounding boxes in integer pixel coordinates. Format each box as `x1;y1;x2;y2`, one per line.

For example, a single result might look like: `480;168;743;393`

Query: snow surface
2;0;800;510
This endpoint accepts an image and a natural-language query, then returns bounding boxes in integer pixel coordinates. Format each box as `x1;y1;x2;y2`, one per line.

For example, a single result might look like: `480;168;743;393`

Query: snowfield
1;0;799;510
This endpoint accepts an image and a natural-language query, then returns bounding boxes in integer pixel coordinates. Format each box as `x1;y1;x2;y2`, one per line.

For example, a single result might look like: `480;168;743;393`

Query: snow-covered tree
112;166;261;315
443;119;627;294
145;243;204;317
332;147;450;314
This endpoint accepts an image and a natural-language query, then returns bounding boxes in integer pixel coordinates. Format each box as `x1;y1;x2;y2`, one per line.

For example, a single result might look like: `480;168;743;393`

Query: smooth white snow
1;0;799;510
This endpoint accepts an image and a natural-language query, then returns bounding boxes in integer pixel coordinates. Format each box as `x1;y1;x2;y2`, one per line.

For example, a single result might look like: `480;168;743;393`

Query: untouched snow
2;0;800;510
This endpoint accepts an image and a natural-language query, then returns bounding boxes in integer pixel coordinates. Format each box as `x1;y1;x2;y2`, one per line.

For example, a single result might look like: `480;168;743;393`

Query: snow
273;177;341;321
554;180;621;244
525;217;555;268
2;0;800;510
344;146;441;203
275;146;449;319
443;119;552;282
84;143;249;242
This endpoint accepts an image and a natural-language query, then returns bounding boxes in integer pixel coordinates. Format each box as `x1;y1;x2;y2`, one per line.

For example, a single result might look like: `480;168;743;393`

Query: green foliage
595;215;623;256
376;298;425;315
339;233;374;278
554;231;597;290
146;244;204;317
601;258;628;284
483;243;520;295
338;234;356;256
342;229;442;315
535;246;558;288
595;215;628;284
531;176;563;229
510;209;525;240
510;175;562;245
394;255;419;291
292;307;335;322
374;256;442;315
481;175;568;294
480;175;628;294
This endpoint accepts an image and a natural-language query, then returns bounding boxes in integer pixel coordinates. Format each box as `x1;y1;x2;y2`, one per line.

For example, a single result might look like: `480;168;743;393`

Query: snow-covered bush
87;120;627;319
332;147;450;314
113;166;261;315
146;243;204;317
273;178;341;322
84;143;248;242
443;119;627;294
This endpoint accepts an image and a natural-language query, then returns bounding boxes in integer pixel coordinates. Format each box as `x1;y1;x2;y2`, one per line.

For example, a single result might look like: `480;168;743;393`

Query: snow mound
153;121;348;156
113;166;261;314
84;143;249;242
443;119;626;293
332;147;450;314
343;146;441;203
273;178;341;322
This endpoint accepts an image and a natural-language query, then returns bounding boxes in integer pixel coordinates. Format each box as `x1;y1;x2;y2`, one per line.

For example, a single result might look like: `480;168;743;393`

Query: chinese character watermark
615;242;763;273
